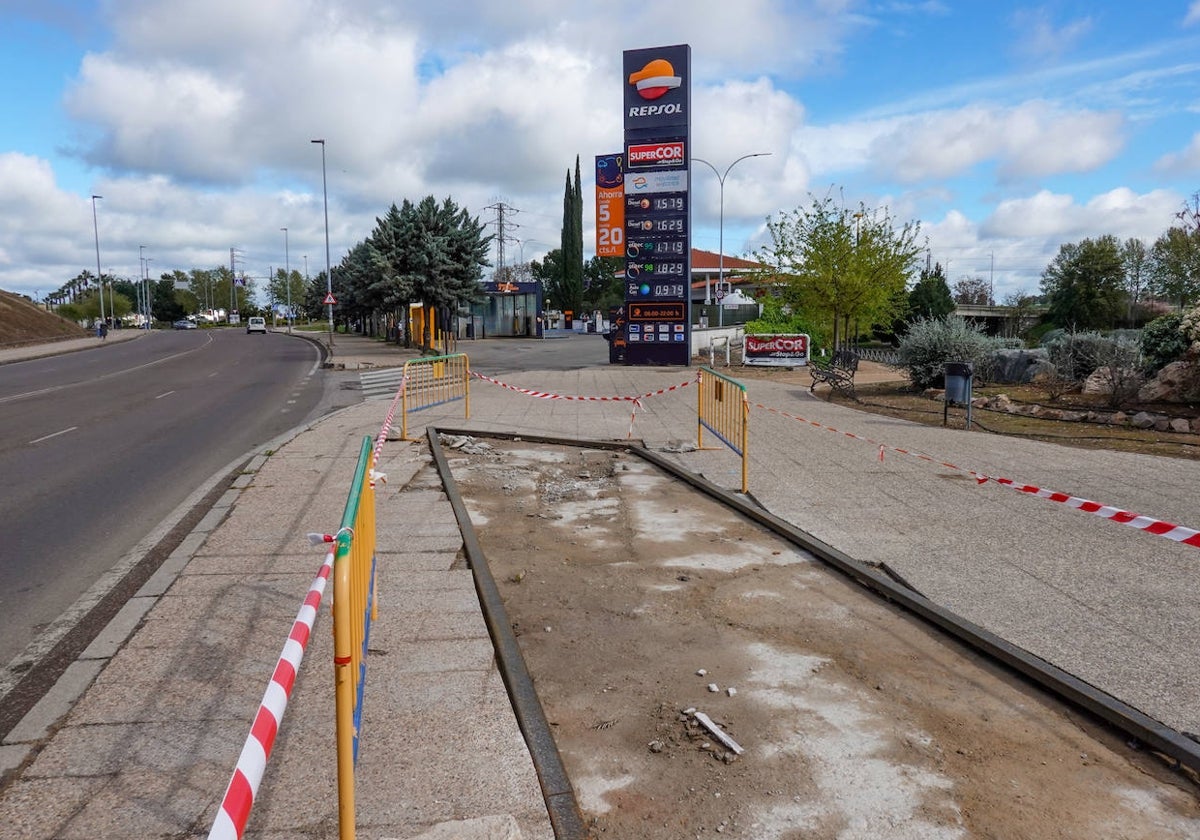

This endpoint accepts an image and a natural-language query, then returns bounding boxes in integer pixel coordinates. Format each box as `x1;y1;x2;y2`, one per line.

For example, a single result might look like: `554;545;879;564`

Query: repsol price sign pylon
621;44;691;366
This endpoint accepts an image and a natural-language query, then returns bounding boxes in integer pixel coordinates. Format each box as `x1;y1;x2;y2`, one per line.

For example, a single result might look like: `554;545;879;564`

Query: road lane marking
29;426;78;445
155;391;176;399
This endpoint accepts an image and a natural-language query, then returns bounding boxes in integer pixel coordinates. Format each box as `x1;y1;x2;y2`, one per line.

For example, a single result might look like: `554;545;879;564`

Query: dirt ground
442;436;1200;839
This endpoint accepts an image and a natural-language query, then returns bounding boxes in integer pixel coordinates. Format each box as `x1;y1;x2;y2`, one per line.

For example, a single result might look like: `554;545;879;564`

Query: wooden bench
809;349;860;398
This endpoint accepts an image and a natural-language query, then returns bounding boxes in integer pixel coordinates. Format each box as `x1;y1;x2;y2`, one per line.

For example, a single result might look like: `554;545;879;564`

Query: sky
4;0;1200;307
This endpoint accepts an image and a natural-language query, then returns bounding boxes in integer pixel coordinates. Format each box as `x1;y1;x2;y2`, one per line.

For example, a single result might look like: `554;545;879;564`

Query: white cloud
1155;132;1200;174
1010;9;1093;63
982;187;1179;241
1187;2;1200;27
867;101;1124;182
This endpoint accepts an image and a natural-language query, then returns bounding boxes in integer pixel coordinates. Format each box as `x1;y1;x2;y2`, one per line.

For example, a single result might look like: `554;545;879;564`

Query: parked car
246;316;267;334
172;319;197;330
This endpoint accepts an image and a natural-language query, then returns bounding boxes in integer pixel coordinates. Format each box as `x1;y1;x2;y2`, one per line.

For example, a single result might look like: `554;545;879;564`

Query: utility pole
486;201;520;282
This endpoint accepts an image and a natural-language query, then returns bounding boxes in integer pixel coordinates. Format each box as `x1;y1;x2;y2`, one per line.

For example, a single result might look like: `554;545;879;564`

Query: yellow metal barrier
333;436;378;840
697;366;749;493
400;353;470;440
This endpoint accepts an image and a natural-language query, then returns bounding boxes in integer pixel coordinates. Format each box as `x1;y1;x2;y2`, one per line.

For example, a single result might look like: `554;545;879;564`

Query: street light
311;139;333;352
281;227;292;333
91;195;105;327
690;153;771;327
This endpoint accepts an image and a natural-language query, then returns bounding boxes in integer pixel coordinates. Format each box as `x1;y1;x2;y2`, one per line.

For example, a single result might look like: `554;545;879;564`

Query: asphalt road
0;329;331;665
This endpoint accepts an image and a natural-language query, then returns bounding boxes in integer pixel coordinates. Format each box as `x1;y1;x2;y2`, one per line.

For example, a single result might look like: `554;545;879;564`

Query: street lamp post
91;195;105;328
311;139;334;352
690;153;771;327
281;227;292;333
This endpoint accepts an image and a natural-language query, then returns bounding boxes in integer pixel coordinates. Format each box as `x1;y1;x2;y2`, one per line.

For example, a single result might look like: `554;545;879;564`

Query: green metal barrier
333;436;378;840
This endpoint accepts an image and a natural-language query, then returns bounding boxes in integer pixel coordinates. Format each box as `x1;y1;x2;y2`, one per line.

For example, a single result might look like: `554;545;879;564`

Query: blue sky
3;1;1200;305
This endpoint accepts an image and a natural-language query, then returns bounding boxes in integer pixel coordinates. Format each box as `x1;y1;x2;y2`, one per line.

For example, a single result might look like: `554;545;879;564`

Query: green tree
907;262;955;322
265;266;307;323
582;256;624;311
392;196;491;348
550;158;585;313
1121;237;1151;323
755;194;923;347
1148;226;1200;311
532;248;565;296
1040;235;1126;330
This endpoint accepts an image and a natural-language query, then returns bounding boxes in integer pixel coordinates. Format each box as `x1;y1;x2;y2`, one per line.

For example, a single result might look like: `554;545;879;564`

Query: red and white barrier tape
371;375;407;482
753;401;1200;551
470;371;693;439
207;530;345;840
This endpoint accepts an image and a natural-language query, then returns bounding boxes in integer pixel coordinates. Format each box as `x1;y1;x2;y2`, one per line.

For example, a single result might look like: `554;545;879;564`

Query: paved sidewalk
1;330;1198;837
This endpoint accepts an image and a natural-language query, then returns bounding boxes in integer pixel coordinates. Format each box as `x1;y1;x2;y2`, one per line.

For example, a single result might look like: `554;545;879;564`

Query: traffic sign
323;293;337;305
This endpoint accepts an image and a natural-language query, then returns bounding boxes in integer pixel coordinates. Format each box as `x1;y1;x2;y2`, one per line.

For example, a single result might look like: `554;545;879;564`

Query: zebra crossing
358;367;406;401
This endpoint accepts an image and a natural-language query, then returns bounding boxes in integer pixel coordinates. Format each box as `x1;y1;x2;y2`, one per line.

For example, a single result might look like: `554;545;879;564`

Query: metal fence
401;353;470;439
332;435;379;840
697;366;749;493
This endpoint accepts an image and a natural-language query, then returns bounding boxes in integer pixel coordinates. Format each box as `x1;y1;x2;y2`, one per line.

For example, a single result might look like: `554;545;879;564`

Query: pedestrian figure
96;320;103;339
100;321;108;340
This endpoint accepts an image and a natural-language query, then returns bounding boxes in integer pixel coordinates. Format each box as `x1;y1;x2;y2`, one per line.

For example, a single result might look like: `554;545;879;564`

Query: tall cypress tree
554;157;585;315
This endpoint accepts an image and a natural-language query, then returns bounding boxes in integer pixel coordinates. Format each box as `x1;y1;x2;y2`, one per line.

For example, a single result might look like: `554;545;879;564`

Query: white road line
155;391;176;399
29;426;78;445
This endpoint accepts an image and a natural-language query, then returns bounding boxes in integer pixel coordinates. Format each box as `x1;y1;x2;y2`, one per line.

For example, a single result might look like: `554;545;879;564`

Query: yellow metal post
333;533;357;840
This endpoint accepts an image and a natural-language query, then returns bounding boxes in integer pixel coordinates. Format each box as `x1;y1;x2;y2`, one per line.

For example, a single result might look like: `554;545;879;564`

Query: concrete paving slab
79;596;157;660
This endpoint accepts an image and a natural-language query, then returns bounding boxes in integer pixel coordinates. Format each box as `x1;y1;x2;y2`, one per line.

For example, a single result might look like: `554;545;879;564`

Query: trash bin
944;362;973;404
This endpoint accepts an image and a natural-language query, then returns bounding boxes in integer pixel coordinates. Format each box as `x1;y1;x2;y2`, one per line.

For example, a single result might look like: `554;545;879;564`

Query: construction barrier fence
697;366;749;494
333;435;379;840
401;353;470;440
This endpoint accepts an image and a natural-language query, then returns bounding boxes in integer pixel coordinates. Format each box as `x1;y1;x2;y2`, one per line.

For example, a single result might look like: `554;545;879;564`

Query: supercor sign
744;334;812;367
627;141;686;168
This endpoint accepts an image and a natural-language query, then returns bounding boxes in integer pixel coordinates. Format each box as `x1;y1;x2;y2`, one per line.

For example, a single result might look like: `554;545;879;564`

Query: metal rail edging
426;428;588;840
429;426;1200;779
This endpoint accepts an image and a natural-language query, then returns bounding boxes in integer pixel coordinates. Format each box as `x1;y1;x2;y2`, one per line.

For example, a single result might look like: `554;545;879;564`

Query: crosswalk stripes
358;368;406;401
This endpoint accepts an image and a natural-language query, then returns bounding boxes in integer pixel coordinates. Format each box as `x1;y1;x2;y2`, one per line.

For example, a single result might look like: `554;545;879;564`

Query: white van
246;316;267;334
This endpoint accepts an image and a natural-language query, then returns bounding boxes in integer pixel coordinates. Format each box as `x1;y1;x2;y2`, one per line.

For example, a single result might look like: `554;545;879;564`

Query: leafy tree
1121;237;1151;324
908;262;955;322
951;276;992;305
265;265;307;322
754;193;923;347
532;248;565;296
1040;234;1126;330
582;256;624;311
1148;226;1200;311
393;196;491;348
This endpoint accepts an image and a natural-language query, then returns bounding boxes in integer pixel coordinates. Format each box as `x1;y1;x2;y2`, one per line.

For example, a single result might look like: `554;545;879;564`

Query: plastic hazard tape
470;371;694;439
371;375;406;485
753;401;1200;551
207;534;341;840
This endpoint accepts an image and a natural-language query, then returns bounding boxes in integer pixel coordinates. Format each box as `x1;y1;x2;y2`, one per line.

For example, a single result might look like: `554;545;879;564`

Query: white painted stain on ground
742;641;965;840
572;772;636;815
1111;787;1200;835
661;543;812;572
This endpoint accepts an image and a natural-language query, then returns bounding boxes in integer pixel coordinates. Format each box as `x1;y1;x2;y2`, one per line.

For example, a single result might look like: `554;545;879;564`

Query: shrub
1182;305;1200;343
1044;331;1131;383
896;316;998;389
744;296;829;351
1140;314;1188;374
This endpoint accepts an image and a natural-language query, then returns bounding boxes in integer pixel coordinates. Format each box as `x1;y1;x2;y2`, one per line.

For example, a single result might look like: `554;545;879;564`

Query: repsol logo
628;103;684;118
